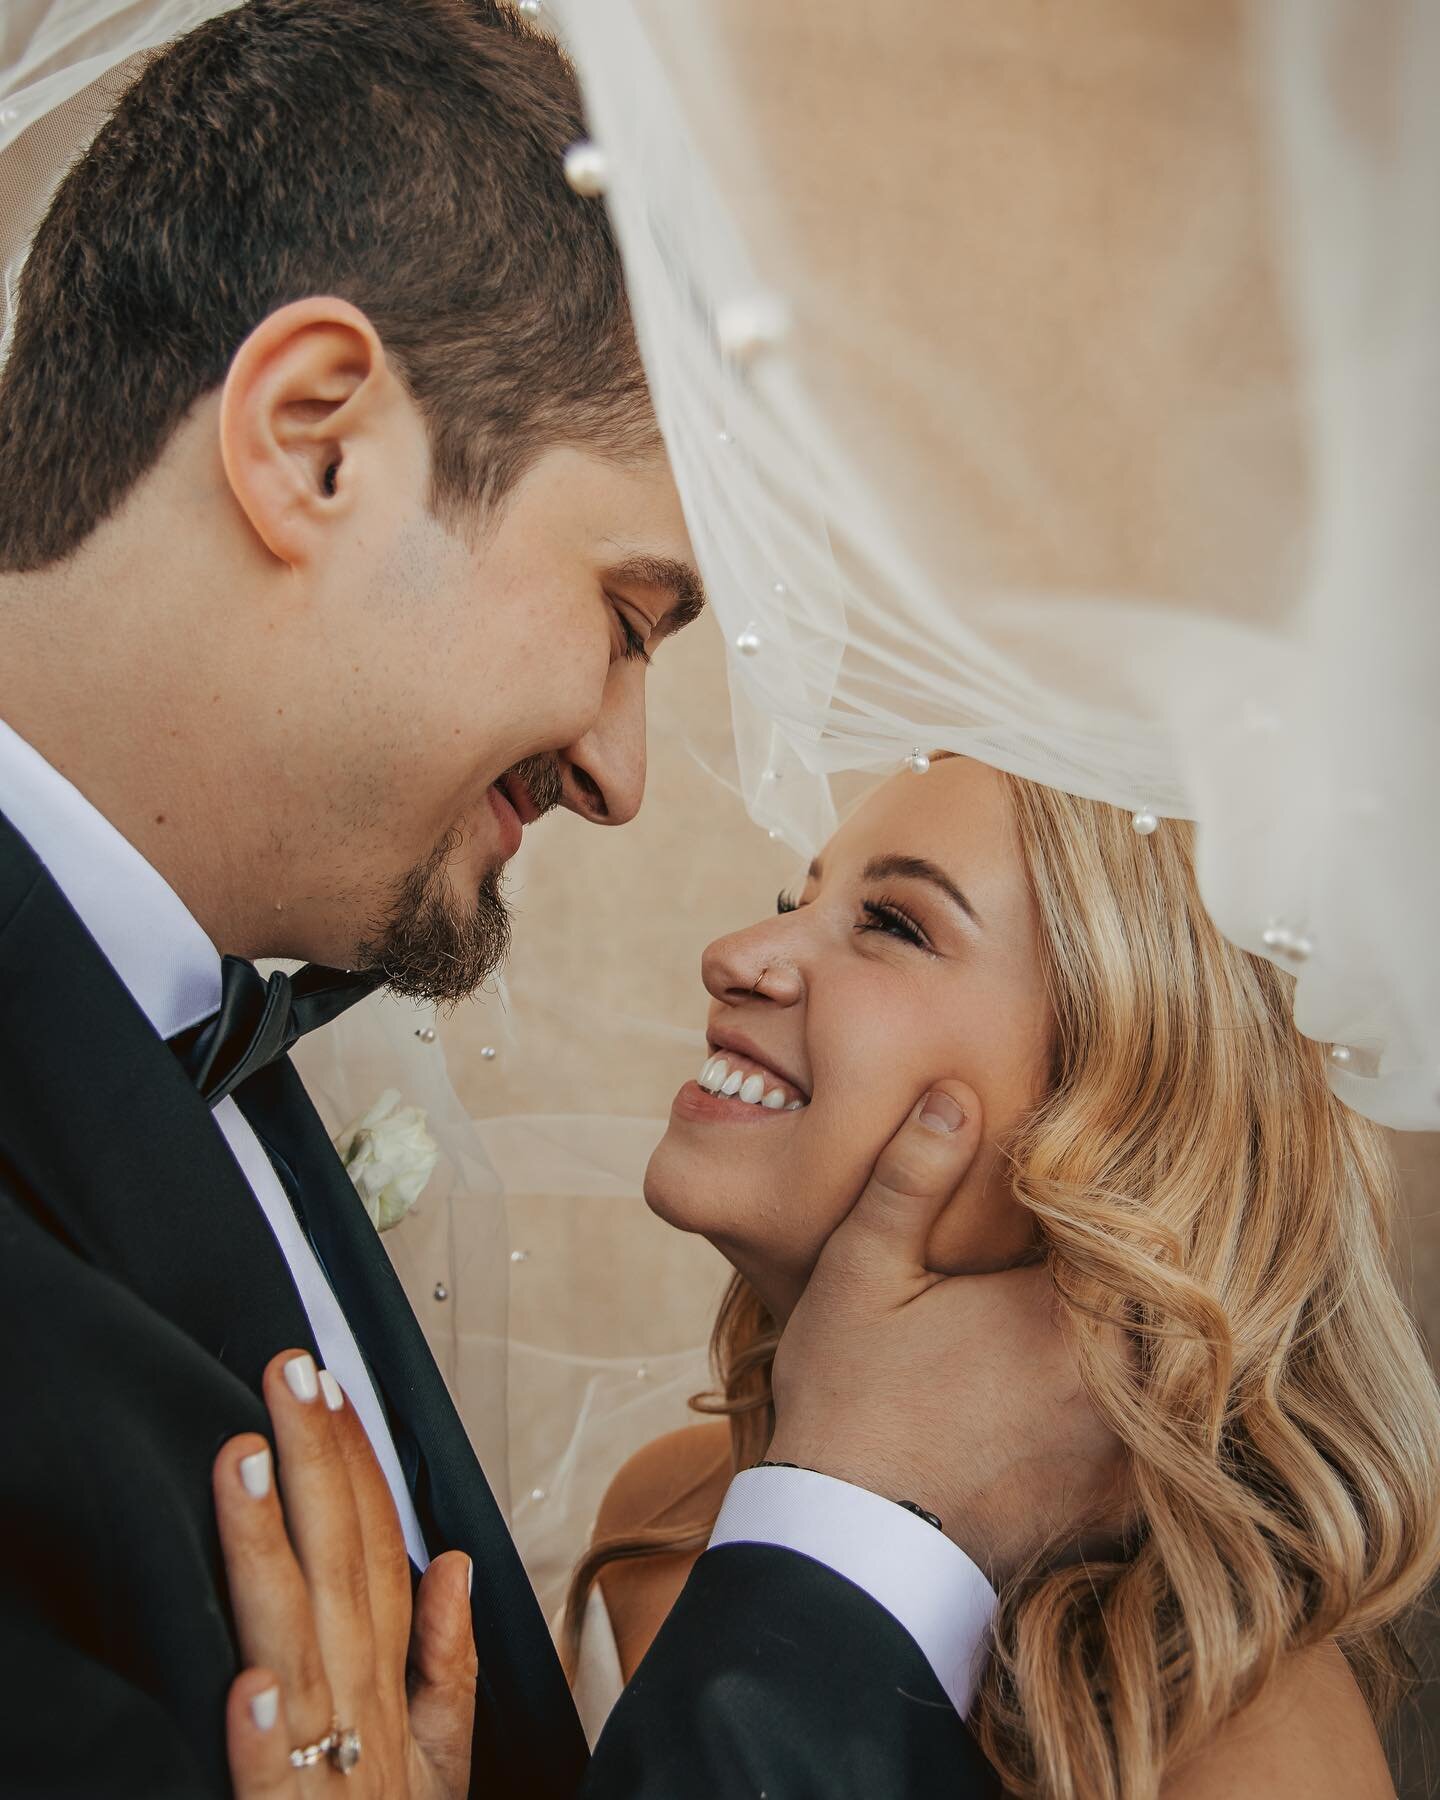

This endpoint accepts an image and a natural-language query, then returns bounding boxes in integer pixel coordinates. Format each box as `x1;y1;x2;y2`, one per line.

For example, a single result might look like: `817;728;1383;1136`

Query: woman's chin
644;1079;799;1220
643;1130;766;1250
643;1137;810;1324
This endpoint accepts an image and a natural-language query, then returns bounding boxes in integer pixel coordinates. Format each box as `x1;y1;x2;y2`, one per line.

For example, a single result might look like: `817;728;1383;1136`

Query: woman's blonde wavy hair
566;769;1440;1798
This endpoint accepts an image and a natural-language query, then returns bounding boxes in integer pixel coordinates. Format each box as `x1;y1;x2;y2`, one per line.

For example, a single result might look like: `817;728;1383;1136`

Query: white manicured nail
251;1685;280;1732
318;1369;344;1412
239;1448;272;1499
283;1353;319;1403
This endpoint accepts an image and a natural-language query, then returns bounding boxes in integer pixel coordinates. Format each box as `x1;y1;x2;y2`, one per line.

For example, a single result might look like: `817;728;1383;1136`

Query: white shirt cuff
707;1465;996;1718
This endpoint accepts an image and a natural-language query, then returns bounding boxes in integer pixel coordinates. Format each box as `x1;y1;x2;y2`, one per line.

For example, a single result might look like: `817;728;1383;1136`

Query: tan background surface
387;613;1439;1787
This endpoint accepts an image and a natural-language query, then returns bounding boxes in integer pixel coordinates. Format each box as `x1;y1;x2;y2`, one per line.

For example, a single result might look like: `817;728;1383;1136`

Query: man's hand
767;1084;1124;1583
214;1350;476;1798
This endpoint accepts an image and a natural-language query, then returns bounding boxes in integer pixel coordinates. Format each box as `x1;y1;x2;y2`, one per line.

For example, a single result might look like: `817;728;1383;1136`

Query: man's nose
558;674;647;826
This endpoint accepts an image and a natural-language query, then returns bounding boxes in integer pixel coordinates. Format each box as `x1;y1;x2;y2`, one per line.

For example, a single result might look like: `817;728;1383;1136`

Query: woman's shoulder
592;1421;734;1682
595;1419;733;1539
1162;1642;1394;1800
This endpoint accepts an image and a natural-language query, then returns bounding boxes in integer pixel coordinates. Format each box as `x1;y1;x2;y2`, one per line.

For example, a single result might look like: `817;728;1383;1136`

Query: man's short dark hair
0;0;654;571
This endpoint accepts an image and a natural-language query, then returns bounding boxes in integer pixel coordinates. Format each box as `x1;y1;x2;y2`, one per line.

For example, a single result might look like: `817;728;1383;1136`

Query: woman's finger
325;1375;416;1690
226;1667;298;1800
261;1349;378;1719
212;1428;335;1759
406;1552;478;1794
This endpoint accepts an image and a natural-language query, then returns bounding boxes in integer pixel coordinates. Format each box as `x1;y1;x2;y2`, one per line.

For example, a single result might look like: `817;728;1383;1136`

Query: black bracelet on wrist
754;1460;944;1533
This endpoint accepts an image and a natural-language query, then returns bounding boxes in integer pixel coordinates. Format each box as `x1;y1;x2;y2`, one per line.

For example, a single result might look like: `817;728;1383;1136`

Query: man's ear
218;297;394;567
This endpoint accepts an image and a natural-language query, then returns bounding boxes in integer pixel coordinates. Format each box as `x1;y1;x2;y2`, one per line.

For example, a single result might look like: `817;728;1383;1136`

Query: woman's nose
701;923;803;1008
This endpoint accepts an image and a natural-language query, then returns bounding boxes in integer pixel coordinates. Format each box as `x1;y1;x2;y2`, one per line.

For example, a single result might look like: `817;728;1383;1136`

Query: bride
566;752;1440;1798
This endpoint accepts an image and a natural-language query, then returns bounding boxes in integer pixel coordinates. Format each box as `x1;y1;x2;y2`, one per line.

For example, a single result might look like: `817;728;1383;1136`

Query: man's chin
357;855;512;1005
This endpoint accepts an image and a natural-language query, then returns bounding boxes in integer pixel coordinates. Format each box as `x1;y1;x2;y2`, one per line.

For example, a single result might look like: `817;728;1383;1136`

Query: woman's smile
672;1056;807;1128
672;1075;807;1126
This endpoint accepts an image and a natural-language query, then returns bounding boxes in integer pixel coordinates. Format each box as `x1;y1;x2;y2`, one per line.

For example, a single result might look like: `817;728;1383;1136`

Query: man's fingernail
239;1448;272;1499
283;1353;319;1403
919;1091;964;1134
318;1369;344;1412
466;1556;474;1598
251;1685;280;1732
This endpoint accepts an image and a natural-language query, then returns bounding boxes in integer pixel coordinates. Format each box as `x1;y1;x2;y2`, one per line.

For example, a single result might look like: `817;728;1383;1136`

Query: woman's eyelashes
774;888;931;952
859;896;930;950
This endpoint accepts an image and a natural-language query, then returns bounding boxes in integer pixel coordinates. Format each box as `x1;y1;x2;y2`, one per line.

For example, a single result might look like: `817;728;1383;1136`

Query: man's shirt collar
0;716;221;1037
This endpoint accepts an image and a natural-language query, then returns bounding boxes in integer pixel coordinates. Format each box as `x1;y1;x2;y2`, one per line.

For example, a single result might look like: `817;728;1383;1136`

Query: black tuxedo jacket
0;807;1000;1798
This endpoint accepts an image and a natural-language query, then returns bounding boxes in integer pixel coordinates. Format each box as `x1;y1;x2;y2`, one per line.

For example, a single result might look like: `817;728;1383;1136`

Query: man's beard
357;753;563;1004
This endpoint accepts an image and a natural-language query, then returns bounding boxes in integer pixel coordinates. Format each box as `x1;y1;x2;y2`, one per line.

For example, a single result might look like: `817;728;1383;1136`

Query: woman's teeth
698;1055;805;1110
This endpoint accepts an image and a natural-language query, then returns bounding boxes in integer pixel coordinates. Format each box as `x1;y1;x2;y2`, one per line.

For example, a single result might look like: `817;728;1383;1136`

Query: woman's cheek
787;1086;911;1253
925;1138;1037;1273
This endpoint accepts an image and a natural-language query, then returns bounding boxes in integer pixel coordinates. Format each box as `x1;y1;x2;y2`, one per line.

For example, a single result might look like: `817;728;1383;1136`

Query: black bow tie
170;957;383;1108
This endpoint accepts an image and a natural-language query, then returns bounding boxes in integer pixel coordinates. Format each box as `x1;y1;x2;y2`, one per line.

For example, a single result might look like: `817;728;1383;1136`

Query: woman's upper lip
706;1026;810;1101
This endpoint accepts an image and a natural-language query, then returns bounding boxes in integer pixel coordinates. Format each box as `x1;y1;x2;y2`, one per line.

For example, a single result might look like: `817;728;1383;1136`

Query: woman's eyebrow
861;853;983;927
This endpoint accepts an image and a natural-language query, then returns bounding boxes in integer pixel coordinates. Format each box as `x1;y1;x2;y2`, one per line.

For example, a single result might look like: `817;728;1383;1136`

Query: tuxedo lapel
235;1058;588;1799
0;806;588;1796
0;810;316;1390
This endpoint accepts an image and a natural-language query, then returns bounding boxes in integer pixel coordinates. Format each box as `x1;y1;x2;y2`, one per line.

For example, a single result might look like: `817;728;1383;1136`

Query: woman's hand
213;1350;476;1796
769;1083;1125;1583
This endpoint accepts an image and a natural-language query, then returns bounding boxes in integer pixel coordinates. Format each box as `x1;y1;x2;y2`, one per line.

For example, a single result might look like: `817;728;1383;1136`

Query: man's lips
497;770;543;825
486;782;524;859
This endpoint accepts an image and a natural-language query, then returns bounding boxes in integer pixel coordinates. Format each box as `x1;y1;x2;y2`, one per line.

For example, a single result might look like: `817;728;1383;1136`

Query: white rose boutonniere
333;1089;439;1232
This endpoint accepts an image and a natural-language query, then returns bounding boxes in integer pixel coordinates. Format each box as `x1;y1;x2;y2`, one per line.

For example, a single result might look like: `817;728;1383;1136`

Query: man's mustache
505;752;565;817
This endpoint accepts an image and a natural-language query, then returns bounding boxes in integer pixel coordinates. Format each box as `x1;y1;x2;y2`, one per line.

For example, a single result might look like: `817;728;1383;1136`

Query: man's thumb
836;1082;982;1271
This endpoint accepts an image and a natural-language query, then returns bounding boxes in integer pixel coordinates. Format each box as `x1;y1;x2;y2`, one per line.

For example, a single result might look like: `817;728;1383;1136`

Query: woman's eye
857;898;928;949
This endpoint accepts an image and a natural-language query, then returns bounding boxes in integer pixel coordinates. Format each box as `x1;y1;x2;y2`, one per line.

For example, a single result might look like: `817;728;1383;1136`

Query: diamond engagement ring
289;1719;362;1775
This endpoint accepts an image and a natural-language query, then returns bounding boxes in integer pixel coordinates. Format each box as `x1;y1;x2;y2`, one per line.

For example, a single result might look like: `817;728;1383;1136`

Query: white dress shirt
0;717;429;1568
0;716;997;1712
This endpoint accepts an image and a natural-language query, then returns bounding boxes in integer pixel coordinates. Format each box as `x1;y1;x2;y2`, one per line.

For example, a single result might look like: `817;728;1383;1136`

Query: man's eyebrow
604;553;707;637
862;853;983;927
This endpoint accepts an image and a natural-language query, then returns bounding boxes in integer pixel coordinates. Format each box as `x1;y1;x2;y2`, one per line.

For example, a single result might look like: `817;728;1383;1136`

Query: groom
0;4;1084;1795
